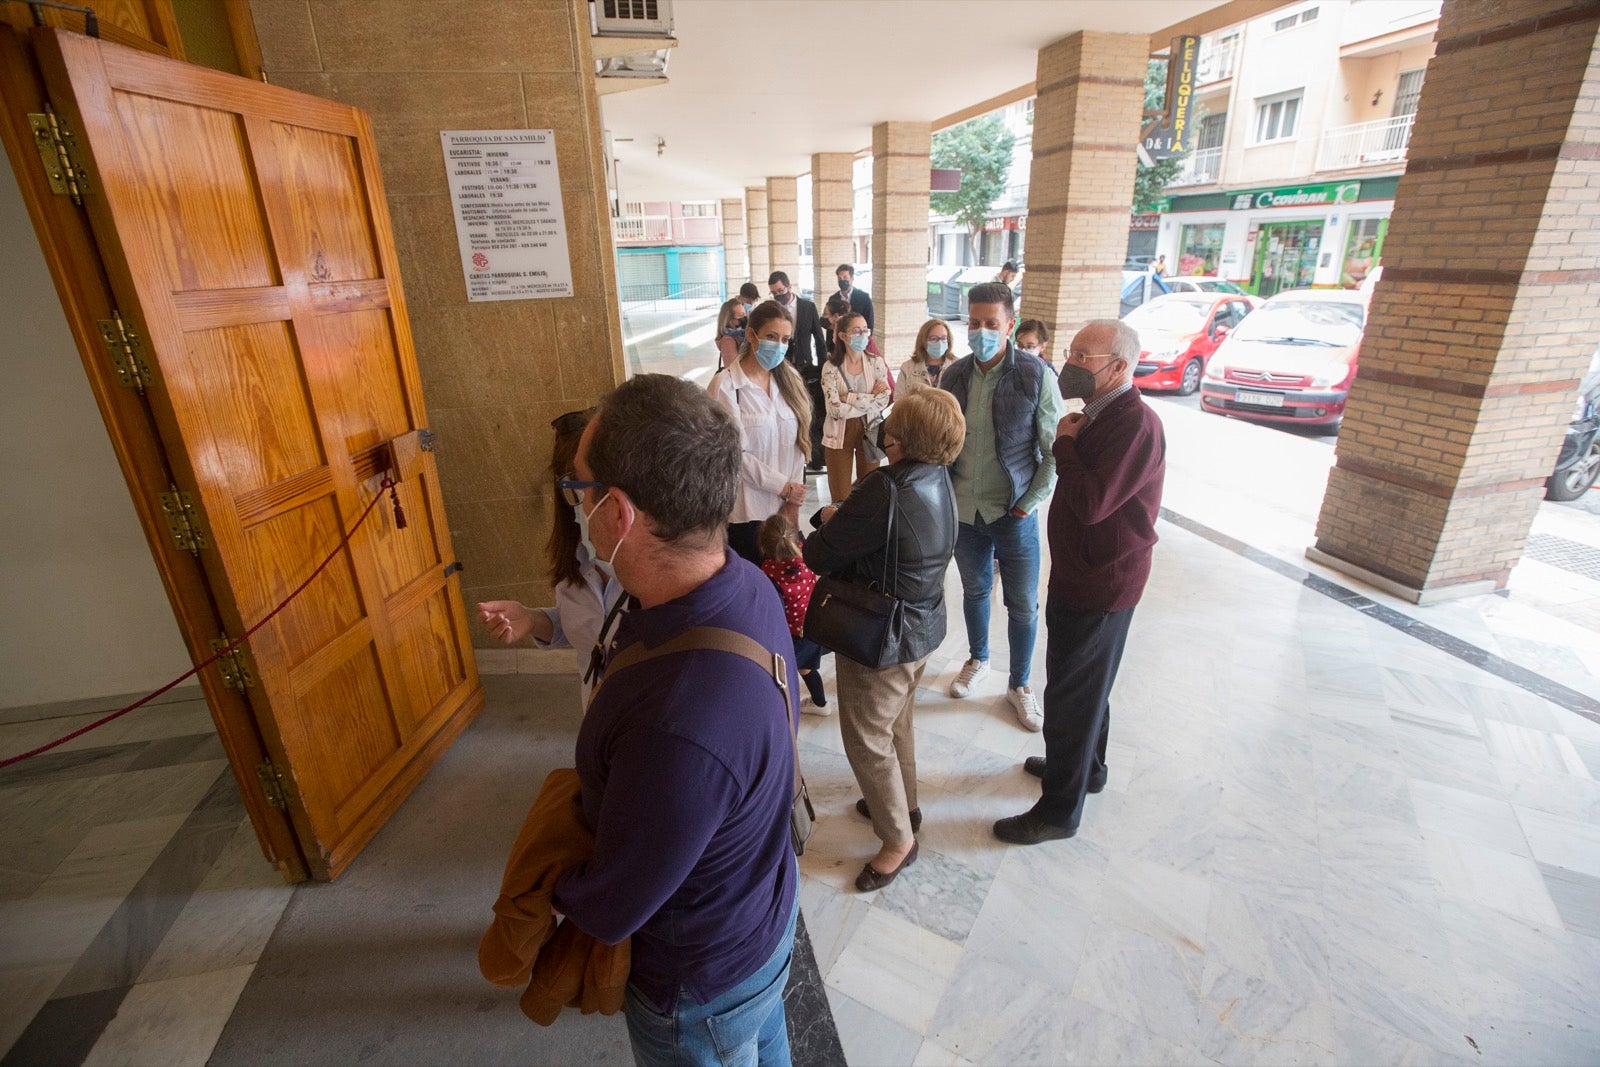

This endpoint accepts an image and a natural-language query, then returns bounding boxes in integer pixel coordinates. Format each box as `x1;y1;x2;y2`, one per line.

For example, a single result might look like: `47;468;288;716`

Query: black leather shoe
855;797;922;833
993;810;1077;845
1021;757;1106;793
855;840;918;892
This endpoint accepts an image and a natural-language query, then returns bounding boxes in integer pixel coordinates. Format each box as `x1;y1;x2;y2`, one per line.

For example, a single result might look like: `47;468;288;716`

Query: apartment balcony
1315;114;1415;171
1195;40;1236;85
612;214;722;246
1167;147;1223;188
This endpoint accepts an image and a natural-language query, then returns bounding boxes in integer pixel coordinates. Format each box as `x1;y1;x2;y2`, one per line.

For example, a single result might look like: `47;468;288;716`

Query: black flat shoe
1022;757;1106;793
855;797;922;833
854;840;918;892
993;810;1077;845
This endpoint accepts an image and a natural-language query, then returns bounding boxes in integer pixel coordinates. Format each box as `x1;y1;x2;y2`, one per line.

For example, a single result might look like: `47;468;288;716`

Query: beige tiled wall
871;121;932;361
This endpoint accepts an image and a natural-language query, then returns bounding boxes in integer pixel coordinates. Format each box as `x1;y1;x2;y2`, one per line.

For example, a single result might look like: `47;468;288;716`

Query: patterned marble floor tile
1438;897;1600;1066
1324;923;1469;1054
961;864;1097;995
1331;1011;1477;1066
926;949;1073;1064
1194;966;1337;1066
1421;831;1563;929
1480;718;1591;779
1203;885;1329;998
824;907;961;1035
872;845;992;946
1312;750;1415;825
1514;803;1600;878
1494;760;1600;824
80;963;254;1067
1071;918;1206;1048
1538;862;1600;940
903;785;1019;878
825;986;924;1067
1408;778;1530;857
911;1038;977;1067
797;877;870;980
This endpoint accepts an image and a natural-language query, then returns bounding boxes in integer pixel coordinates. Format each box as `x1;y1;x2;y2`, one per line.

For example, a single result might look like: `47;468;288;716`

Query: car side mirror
1213;324;1230;339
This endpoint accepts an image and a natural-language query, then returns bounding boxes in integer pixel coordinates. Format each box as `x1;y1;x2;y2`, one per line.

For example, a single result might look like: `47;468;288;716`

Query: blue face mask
970;328;1004;361
574;491;622;583
848;333;869;353
741;302;753;315
925;339;948;359
755;338;787;370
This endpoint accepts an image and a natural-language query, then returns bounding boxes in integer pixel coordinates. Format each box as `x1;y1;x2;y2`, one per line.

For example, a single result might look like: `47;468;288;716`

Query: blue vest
940;345;1048;510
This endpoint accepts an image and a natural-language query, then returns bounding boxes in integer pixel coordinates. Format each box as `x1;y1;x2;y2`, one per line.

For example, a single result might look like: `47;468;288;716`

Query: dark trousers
1035;600;1136;830
728;521;761;564
804;375;826;467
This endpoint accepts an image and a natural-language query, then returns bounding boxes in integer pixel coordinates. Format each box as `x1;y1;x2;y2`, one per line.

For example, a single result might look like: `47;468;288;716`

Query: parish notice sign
441;130;574;301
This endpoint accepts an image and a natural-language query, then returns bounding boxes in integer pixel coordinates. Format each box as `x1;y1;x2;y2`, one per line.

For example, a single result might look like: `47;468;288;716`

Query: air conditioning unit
594;0;673;37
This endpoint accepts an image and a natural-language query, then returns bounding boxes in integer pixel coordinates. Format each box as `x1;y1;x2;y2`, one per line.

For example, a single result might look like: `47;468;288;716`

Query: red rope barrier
0;478;405;771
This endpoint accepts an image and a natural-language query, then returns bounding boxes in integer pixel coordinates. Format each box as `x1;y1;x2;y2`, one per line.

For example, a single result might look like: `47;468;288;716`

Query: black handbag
803;479;905;669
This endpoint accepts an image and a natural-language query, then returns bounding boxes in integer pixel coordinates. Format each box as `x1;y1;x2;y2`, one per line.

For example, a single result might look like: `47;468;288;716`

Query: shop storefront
1156;177;1399;295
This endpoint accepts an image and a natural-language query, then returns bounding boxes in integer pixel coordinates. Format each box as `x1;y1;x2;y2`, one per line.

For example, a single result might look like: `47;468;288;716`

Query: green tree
931;114;1017;262
1135;59;1183;212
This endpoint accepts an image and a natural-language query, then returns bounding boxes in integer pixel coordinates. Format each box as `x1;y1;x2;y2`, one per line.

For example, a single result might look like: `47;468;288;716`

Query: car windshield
1230;301;1364;346
1197;279;1245;295
1125;300;1207;333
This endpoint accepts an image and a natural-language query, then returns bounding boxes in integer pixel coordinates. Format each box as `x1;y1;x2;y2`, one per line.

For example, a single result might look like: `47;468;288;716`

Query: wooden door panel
184;322;325;494
269;122;380;281
35;28;482;879
110;92;279;290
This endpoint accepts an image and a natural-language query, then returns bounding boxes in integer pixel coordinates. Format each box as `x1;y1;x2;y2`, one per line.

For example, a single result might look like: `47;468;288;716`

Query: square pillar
871;121;931;360
766;176;800;286
812;152;854;303
1022;31;1148;353
1312;2;1600;601
720;196;746;294
745;185;770;285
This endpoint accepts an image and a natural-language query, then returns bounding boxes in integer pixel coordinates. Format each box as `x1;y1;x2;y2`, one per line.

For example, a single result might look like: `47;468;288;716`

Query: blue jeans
623;891;798;1067
953;511;1040;689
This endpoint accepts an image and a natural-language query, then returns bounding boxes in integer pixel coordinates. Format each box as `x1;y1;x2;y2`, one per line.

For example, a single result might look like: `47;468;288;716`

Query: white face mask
574;490;624;582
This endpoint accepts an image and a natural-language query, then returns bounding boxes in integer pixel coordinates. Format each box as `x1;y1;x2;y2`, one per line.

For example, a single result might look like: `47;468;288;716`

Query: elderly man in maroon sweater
994;318;1166;845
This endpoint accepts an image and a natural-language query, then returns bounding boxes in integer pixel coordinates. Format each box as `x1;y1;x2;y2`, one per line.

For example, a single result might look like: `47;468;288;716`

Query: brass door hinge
158;486;208;555
209;634;255;691
255;761;288;810
27;105;89;204
98;310;152;392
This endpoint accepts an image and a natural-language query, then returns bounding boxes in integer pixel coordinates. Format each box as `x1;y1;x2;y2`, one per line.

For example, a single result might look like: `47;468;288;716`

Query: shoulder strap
600;626;801;793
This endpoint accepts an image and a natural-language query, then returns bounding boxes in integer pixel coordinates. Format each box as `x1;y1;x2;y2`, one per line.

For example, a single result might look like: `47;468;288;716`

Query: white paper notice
441;130;574;301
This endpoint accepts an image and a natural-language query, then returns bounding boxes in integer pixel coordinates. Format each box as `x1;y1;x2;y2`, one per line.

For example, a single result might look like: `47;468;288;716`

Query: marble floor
3;308;1599;1064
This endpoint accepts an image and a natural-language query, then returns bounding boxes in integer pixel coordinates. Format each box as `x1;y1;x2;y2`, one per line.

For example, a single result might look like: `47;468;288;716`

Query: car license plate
1237;391;1284;408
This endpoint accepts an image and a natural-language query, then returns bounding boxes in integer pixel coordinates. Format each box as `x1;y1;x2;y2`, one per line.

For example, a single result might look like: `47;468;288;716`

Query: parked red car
1126;292;1261;396
1200;289;1368;432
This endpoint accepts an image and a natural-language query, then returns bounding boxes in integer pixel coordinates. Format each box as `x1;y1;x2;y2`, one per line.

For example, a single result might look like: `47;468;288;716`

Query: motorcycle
1545;355;1600;502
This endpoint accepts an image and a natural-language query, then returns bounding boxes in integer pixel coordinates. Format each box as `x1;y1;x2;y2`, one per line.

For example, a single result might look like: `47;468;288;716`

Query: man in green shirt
937;283;1063;730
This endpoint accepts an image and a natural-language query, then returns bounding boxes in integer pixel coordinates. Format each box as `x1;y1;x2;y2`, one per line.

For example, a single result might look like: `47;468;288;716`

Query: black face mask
771;290;790;303
838;278;851;291
1059;362;1101;400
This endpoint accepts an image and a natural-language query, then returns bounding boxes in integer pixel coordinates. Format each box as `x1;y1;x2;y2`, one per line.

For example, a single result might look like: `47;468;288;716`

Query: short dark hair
1001;261;1019;273
739;282;761;301
966;282;1015;318
823;293;850;318
586;375;740;546
836;264;854;277
767;271;791;287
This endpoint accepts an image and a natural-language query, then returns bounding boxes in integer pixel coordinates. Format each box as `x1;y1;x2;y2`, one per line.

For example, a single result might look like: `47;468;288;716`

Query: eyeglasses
557;477;603;507
1066;351;1116;365
847;328;871;337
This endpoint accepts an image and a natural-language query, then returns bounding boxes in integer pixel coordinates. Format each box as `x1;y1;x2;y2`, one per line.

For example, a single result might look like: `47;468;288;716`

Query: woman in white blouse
821;312;891;503
710;299;814;562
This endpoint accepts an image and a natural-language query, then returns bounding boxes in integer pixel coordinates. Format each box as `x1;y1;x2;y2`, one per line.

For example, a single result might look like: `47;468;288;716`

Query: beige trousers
836;653;929;847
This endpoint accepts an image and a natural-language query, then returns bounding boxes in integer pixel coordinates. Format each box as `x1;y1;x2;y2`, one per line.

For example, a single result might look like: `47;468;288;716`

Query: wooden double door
2;12;482;880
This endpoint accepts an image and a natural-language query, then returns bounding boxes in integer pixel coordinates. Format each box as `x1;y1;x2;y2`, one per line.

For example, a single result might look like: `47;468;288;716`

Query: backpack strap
600;626;801;795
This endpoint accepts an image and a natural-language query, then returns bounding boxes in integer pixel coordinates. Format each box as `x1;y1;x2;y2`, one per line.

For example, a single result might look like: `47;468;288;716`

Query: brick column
1022;32;1148;355
720;197;746;294
766;176;800;286
871;121;931;360
1310;1;1600;603
812;152;854;301
745;185;770;285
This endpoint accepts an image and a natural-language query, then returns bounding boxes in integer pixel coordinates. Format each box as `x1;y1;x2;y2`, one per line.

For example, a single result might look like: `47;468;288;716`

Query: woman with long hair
476;409;623;709
820;312;891;503
710;299;814;562
713;297;748;371
898;319;954;397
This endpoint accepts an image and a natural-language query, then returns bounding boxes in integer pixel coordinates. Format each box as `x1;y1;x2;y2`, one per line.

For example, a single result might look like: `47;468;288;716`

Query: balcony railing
1167;147;1223;187
1316;114;1416;171
612;215;723;244
1195;39;1237;84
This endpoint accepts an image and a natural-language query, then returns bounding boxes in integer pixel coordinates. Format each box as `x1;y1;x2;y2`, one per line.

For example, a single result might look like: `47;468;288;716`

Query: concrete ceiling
600;0;1233;202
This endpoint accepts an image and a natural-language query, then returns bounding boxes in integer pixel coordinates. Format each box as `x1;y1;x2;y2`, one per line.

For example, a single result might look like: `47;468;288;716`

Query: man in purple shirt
994;319;1166;845
552;374;800;1065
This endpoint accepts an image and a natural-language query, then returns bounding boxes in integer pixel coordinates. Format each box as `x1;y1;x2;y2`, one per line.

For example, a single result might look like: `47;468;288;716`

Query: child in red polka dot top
759;514;829;710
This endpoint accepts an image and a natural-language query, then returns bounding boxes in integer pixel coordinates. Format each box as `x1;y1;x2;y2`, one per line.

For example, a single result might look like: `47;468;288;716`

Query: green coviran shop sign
1230;181;1361;210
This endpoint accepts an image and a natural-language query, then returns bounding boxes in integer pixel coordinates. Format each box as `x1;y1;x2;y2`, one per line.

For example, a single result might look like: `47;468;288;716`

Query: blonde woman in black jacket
803;389;964;892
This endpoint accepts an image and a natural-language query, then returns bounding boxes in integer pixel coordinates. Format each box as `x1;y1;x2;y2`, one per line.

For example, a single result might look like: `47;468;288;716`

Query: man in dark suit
834;264;874;332
768;271;829;471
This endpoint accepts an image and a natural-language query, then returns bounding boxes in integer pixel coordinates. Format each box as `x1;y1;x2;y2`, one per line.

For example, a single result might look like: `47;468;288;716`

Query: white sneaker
949;658;990;698
799;696;833;717
1008;686;1043;732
